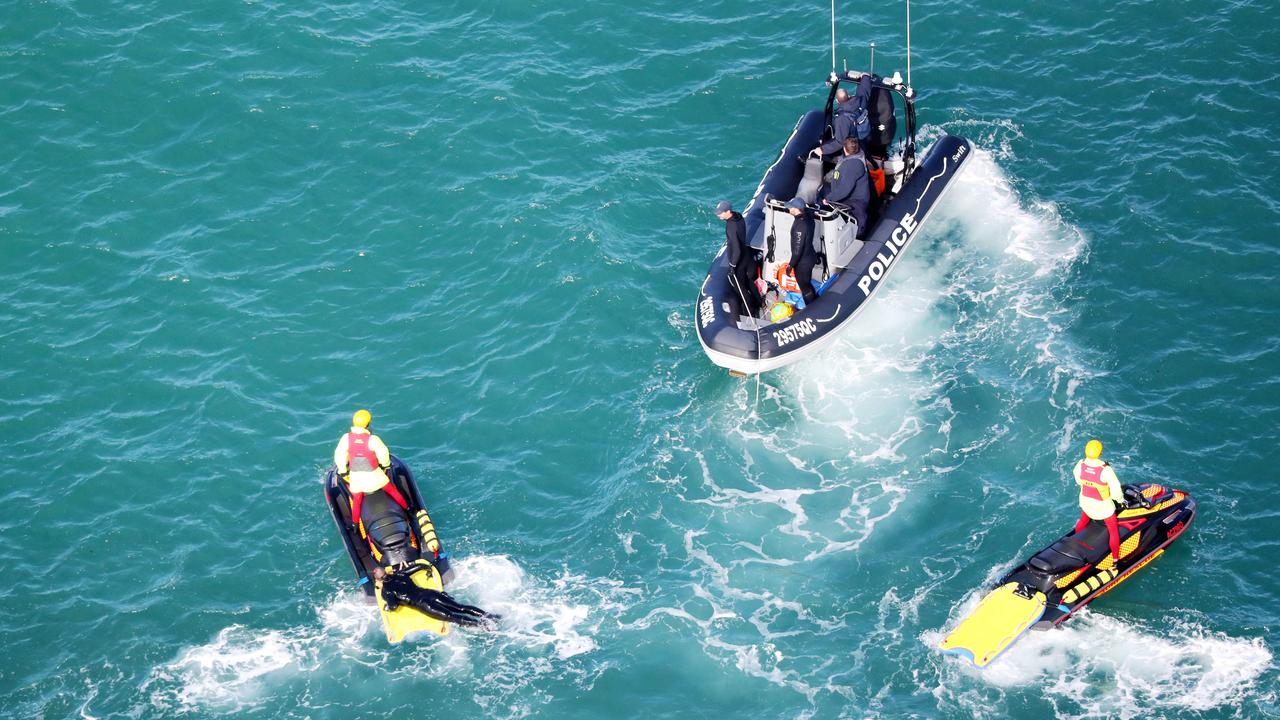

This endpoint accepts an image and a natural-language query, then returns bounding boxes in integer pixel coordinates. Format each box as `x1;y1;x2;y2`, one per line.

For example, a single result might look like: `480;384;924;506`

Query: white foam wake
142;554;633;715
928;612;1274;719
447;554;637;660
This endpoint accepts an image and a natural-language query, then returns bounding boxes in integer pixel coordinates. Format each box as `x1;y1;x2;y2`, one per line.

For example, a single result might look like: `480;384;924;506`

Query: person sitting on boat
1072;439;1124;565
785;198;817;304
716;200;762;314
816;75;873;157
821;137;871;236
334;409;414;541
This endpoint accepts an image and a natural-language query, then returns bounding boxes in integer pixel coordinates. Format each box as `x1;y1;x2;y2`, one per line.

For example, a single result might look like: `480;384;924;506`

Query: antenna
830;0;837;71
869;42;876;75
906;0;912;86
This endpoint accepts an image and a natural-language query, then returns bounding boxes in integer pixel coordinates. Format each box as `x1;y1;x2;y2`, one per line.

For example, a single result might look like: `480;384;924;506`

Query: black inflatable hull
696;111;973;374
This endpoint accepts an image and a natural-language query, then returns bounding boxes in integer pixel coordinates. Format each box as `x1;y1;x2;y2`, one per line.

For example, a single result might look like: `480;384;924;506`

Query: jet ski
323;455;498;642
695;69;973;375
939;482;1195;667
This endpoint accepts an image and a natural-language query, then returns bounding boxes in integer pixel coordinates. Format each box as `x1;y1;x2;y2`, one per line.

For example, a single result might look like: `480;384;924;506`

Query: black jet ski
940;482;1196;667
696;69;972;375
323;455;498;642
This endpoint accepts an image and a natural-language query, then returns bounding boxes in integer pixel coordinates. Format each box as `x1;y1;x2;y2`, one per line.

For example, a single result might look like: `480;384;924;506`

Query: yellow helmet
769;302;795;323
352;409;372;429
1084;439;1103;460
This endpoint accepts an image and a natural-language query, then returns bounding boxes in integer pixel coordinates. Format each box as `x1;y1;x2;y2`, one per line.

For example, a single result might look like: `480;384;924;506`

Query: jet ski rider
1072;439;1124;565
334;409;423;551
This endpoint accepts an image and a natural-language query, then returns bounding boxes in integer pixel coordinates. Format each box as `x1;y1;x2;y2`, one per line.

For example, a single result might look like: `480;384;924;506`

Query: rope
728;270;763;407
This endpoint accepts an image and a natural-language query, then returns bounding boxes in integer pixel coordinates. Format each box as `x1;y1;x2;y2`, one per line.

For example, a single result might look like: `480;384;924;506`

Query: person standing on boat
785;198;817;304
334;409;413;537
816;75;873;157
822;137;871;237
716;200;762;314
1072;439;1124;565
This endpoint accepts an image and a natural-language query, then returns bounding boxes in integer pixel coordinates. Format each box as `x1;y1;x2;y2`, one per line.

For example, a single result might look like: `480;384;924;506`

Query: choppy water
3;1;1278;718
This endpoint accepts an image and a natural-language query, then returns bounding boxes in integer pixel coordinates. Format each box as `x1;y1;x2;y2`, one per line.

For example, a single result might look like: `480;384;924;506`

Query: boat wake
924;611;1274;719
142;554;633;717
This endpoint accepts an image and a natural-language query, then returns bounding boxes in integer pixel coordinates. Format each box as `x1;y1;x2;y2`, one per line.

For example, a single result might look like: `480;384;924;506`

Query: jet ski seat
1028;522;1116;574
794;154;824;205
360;490;417;566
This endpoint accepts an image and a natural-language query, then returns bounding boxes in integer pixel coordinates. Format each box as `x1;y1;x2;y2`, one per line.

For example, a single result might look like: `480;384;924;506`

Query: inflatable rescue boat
695;70;972;375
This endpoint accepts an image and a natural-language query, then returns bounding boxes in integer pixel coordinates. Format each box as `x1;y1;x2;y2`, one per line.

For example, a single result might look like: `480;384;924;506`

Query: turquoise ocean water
3;1;1279;718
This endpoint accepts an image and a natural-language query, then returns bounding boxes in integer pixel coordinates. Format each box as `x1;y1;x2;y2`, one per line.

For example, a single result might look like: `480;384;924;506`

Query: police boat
324;455;499;642
695;69;972;375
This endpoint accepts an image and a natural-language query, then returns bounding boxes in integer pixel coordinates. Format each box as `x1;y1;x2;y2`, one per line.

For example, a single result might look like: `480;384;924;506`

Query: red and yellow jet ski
940;482;1195;667
323;455;498;642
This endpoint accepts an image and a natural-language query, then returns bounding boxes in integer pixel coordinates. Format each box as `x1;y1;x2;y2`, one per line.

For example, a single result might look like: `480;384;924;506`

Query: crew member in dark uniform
716;200;762;314
784;198;817;304
822;137;871;236
816;75;873;157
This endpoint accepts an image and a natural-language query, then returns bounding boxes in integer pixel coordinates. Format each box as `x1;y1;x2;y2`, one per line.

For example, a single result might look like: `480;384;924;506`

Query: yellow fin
939;583;1046;667
375;563;450;643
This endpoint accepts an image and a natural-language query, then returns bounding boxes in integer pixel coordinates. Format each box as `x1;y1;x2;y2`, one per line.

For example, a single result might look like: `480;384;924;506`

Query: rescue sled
323;456;498;642
939;483;1195;667
695;70;972;375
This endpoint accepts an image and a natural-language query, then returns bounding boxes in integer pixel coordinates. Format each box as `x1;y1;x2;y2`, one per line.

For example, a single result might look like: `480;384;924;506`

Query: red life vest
869;167;886;195
776;264;800;293
1078;463;1108;501
346;432;379;473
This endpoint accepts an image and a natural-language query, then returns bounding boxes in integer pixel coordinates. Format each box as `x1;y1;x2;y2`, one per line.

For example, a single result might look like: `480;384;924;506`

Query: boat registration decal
698;295;715;328
772;318;817;347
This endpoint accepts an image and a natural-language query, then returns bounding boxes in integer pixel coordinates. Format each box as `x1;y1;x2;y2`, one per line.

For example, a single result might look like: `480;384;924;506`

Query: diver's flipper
375;561;498;642
939;582;1047;667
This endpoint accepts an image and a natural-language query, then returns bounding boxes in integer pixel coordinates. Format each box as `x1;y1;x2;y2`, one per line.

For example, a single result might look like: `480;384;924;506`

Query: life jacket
868;166;886;196
776;264;800;293
346;432;380;474
1077;463;1110;502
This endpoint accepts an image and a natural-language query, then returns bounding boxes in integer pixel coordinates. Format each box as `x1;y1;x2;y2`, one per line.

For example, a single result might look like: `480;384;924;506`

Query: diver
379;565;499;629
785;198;817;304
821;137;871;236
716;200;762;314
334;409;416;547
1072;439;1125;564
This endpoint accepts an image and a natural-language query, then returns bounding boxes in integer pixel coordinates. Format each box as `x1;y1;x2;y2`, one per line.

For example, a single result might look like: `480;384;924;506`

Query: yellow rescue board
939;582;1046;667
375;565;450;643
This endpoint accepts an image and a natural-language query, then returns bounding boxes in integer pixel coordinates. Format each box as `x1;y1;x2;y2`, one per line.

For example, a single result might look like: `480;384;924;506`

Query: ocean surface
3;1;1279;718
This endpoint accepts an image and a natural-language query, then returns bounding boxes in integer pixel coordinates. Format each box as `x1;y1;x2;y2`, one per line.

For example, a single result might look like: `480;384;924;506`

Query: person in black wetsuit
784;198;817;304
822;137;871;237
716;200;762;314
